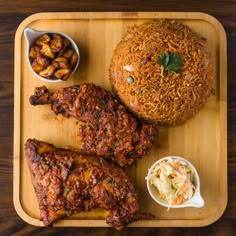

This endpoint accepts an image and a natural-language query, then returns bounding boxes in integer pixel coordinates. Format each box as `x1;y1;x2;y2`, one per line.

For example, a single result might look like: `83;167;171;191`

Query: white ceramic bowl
24;27;80;82
146;156;204;209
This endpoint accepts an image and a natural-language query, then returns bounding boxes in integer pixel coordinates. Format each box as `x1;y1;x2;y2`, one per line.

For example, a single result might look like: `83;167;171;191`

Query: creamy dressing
149;158;196;209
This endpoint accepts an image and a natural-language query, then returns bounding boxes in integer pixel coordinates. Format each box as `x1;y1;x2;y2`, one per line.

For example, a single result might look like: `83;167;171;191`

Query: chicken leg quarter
29;83;158;167
25;138;154;229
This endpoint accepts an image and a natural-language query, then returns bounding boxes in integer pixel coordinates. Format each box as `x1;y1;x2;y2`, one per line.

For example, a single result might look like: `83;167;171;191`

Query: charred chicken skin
25;138;143;229
29;83;158;167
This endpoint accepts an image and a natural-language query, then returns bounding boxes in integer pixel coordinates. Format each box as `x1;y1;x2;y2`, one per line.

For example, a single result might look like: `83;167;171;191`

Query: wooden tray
13;12;227;228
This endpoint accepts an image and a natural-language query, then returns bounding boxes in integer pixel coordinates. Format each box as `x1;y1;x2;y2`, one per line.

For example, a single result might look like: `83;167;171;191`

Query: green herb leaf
64;187;71;196
56;164;61;169
65;207;72;214
44;163;50;169
157;52;182;74
101;101;107;107
163;51;170;67
108;178;115;185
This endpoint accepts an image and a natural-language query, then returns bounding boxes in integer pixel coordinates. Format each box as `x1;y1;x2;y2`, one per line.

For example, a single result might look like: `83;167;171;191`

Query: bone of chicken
25;139;154;229
29;83;158;167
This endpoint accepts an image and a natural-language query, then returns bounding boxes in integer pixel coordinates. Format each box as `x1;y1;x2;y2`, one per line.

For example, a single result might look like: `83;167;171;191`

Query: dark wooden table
0;1;235;235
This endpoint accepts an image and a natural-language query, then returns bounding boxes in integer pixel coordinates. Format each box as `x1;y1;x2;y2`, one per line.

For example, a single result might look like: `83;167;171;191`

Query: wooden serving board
14;12;227;228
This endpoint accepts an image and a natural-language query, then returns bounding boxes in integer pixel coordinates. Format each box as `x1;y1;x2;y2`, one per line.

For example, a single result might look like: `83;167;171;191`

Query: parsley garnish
108;178;115;185
64;187;71;196
44;163;50;169
157;52;182;74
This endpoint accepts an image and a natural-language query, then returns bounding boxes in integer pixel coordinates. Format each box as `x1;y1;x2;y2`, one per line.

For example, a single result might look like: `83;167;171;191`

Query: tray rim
13;11;227;228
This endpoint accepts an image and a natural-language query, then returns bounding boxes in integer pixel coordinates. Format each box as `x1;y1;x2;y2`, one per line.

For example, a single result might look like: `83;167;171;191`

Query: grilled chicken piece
29;83;158;167
25;138;143;229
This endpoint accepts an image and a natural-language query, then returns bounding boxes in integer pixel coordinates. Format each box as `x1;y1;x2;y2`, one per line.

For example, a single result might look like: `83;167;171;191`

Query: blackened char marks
25;138;141;230
29;85;53;105
29;83;158;167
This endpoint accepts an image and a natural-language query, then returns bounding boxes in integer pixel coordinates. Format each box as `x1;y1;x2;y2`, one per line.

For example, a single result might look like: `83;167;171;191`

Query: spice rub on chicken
25;138;145;229
29;83;158;167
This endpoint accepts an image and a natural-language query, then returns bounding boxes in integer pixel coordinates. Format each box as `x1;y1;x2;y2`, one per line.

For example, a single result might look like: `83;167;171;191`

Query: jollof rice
109;19;213;126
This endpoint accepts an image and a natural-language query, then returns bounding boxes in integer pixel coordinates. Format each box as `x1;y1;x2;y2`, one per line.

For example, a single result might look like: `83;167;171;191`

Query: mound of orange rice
109;19;213;126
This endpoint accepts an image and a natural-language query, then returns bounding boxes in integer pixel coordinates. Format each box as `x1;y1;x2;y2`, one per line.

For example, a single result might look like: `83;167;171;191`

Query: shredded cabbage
149;158;195;209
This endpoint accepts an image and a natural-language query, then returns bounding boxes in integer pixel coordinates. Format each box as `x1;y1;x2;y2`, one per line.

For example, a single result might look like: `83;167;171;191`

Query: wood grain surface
13;12;227;228
1;1;236;235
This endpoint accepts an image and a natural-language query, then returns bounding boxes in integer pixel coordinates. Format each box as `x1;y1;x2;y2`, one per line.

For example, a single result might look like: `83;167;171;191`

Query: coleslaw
149;157;196;209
